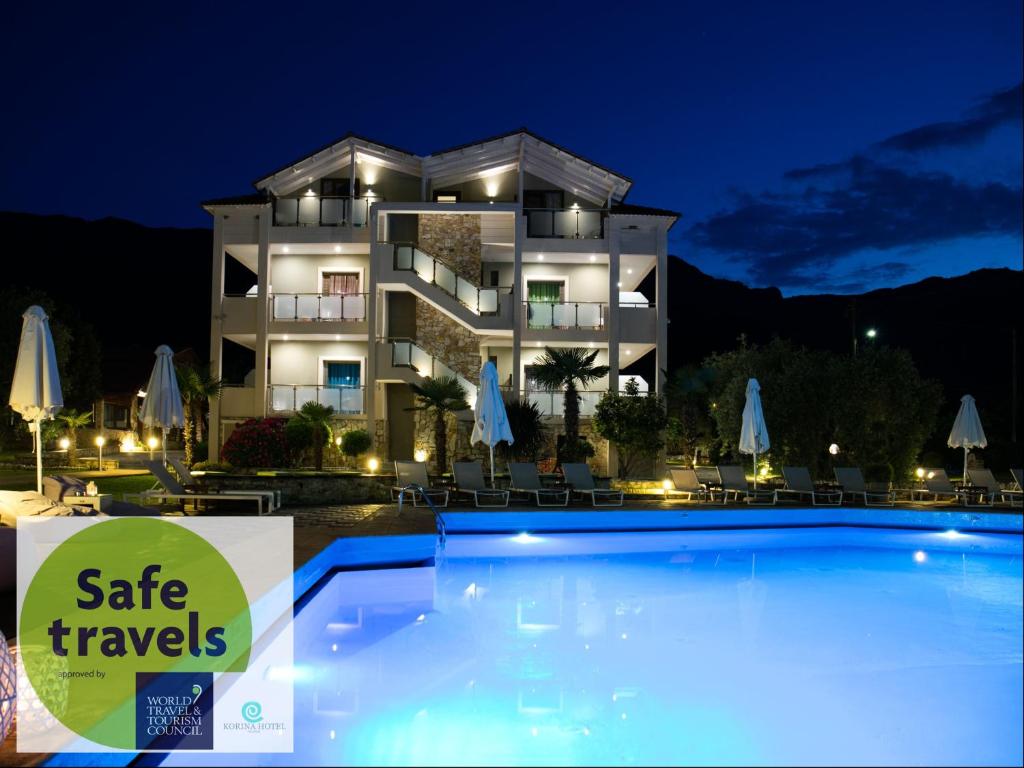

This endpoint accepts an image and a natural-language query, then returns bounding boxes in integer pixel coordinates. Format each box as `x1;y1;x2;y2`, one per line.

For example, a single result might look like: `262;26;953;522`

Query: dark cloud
688;159;1022;289
875;82;1022;153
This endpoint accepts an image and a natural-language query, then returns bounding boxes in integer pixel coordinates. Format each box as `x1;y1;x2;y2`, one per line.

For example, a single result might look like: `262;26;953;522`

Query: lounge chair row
668;465;1023;508
392;460;625;508
123;459;281;515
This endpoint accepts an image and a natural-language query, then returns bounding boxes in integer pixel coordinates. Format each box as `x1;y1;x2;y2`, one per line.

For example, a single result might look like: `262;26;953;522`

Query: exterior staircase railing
389;337;478;409
392;242;511;316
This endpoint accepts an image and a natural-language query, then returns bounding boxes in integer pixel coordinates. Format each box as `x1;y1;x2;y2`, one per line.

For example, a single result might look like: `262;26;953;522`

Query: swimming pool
161;526;1023;766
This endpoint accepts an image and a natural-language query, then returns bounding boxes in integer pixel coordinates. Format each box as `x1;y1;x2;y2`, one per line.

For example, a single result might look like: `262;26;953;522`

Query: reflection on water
161;530;1023;767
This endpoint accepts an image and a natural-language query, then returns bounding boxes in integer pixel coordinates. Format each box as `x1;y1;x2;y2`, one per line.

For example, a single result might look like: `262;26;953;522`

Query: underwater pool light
913;550;927;563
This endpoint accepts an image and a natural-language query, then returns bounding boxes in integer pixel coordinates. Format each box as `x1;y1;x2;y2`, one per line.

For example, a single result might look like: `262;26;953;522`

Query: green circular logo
20;518;252;749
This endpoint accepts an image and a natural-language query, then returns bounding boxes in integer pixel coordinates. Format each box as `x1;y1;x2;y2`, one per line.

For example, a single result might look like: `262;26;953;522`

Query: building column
511;214;525;397
366;207;379;453
655;226;669;478
655;228;668;394
208;215;226;462
607;222;621;478
254;210;271;417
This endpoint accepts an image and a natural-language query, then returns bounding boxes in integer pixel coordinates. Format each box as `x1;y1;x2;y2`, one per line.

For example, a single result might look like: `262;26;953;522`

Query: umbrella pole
963;447;969;485
162;427;168;465
489;445;495;488
752;449;757;490
35;419;43;494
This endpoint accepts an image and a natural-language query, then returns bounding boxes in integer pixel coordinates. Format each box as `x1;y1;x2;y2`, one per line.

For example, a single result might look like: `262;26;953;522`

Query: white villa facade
203;129;676;469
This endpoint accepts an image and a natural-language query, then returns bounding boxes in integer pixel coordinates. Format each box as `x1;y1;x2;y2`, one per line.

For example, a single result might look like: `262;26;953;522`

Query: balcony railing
392;243;511;315
525;301;605;329
524;207;606;239
524;389;604;417
272;293;367;322
389;338;477;408
273;195;377;227
268;385;365;414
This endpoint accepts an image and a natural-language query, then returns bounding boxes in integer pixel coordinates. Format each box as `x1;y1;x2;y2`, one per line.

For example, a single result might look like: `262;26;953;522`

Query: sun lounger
561;463;623;507
967;468;1023;508
168;457;281;509
779;466;842;505
717;465;776;505
452;462;509;507
912;468;981;506
508;462;569;506
125;460;271;515
666;468;708;501
392;460;449;507
1009;468;1023;492
834;467;894;506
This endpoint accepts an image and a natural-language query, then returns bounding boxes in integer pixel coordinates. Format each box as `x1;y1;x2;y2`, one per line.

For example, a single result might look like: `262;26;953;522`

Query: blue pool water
162;527;1023;766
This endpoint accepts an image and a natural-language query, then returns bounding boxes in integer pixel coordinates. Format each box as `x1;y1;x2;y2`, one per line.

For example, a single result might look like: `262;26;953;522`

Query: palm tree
176;365;223;467
295;401;335;470
406;377;469;474
57;408;93;467
531;347;609;462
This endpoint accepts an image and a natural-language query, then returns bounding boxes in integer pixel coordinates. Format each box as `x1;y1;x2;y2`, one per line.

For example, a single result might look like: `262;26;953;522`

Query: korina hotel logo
19;518;254;751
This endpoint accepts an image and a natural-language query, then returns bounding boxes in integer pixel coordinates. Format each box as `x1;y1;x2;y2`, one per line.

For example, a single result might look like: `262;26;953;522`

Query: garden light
367;457;380;473
59;437;70;450
147;436;159;449
828;443;839;455
94;436;105;447
916;467;925;479
414;449;428;463
335;436;343;447
95;435;105;468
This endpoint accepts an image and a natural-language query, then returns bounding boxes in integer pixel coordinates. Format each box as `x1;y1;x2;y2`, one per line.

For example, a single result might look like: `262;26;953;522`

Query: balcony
389;338;477;407
268;385;365;414
272;293;368;322
273;196;376;228
523;390;603;417
524;207;606;239
525;301;605;330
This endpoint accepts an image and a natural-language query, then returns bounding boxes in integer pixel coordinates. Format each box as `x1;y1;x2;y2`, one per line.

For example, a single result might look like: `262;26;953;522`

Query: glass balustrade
268;385;365;414
271;293;367;321
393;243;508;315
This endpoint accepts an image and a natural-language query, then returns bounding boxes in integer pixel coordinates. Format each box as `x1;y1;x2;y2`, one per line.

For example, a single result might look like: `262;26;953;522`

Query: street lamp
95;435;106;469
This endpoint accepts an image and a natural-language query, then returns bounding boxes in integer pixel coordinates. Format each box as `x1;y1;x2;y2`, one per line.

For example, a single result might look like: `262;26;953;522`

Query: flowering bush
221;418;293;468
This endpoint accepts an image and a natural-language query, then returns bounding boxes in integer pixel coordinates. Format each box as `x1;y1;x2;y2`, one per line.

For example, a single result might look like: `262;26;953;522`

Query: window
434;191;461;203
523;190;564;209
103;403;129;430
527;280;564;303
322;272;359;295
490;269;500;287
325;362;361;388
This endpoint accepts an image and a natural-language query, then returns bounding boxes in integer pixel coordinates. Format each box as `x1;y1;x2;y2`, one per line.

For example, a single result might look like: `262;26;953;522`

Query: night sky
2;1;1020;294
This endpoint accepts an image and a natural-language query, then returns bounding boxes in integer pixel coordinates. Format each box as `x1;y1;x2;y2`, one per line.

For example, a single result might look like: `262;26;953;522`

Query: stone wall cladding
413;297;481;382
417;214;481;283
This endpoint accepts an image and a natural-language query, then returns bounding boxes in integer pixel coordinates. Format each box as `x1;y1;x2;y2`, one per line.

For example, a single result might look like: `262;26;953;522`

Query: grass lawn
0;470;155;497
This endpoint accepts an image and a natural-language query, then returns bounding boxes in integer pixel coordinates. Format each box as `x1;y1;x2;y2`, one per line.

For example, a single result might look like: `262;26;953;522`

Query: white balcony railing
272;293;367;322
269;385;364;414
525;301;605;329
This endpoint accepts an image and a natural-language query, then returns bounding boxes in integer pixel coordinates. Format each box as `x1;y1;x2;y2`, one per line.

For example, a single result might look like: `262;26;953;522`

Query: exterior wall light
414;449;428;463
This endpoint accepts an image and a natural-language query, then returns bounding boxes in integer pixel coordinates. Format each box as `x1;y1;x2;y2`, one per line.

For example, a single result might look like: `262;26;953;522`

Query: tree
406;377;469;474
176;364;223;468
499;399;547;463
530;347;609;463
56;408;93;467
341;429;372;466
594;378;668;478
292;401;335;471
664;365;716;464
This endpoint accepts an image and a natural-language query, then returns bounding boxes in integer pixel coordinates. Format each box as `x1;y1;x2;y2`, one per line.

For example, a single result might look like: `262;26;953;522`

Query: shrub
557;435;595;466
594;379;668;478
192;460;232;472
499;400;546;463
221;418;292;468
284;417;316;465
341;429;372;459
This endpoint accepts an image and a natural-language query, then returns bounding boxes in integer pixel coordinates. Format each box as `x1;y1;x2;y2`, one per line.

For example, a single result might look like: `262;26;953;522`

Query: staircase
376;243;513;333
376;338;477;417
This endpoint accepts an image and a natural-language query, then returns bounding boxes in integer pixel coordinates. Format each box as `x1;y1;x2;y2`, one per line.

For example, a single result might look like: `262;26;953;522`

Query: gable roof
249;128;634;204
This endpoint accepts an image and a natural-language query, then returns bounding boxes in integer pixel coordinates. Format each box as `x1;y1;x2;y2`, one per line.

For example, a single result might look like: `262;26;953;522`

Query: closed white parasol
8;306;63;493
139;345;185;463
471;361;514;485
948;394;987;483
739;378;770;489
